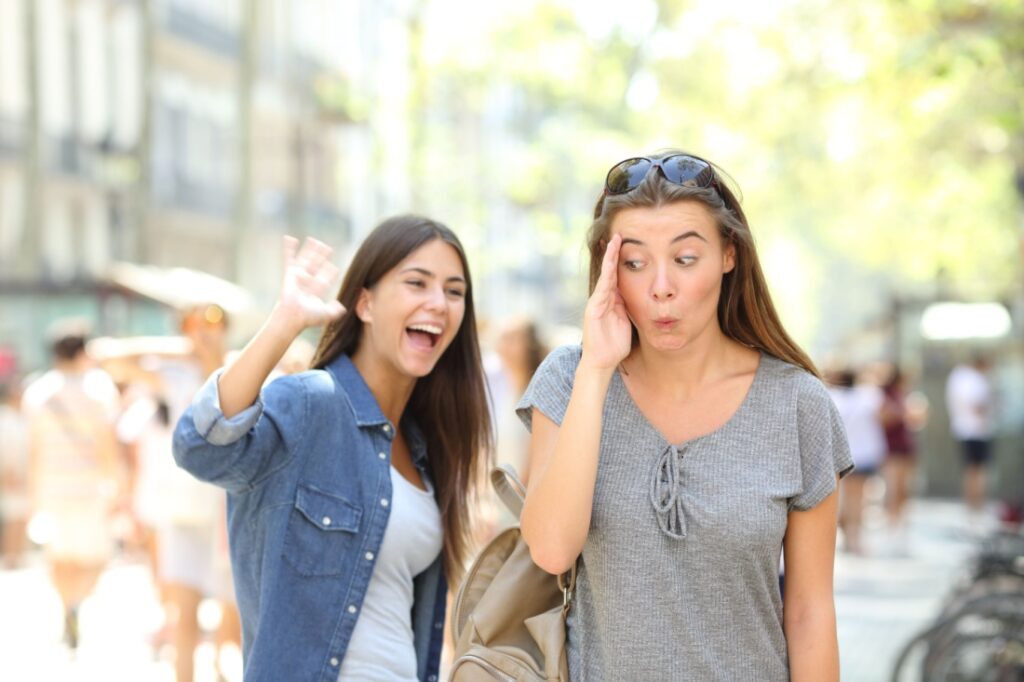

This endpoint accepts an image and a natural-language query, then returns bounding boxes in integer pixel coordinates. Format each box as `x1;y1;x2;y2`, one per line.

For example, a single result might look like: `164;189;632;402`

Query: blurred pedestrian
0;377;30;569
95;304;239;682
22;321;120;649
828;368;885;555
518;151;852;681
173;217;492;681
945;354;995;524
483;317;546;530
880;366;926;541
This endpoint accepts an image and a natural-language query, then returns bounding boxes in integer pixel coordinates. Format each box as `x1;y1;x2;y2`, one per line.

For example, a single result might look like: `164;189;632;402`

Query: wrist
574;361;616;384
267;304;307;338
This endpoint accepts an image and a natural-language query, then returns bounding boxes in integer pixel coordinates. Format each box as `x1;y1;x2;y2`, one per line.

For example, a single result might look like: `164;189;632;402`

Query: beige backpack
449;465;577;681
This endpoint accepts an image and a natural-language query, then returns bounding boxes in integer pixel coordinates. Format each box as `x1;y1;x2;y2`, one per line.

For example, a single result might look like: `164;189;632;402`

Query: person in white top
828;368;885;555
22;322;121;649
945;355;995;515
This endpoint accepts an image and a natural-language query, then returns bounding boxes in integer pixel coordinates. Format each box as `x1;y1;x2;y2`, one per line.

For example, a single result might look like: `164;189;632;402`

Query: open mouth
406;324;442;351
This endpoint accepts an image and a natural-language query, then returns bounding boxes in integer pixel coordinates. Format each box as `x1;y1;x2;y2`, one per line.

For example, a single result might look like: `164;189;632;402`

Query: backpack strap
491;464;579;600
490;464;526;518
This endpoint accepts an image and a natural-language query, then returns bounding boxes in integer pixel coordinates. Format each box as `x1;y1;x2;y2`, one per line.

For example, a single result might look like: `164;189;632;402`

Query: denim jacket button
380;498;389;507
378;452;386;460
322;516;331;526
365;552;374;561
330;657;339;667
347;605;357;614
382;424;392;434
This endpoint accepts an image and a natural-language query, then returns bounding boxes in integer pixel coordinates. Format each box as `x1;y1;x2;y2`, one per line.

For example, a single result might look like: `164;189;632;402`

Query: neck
350;348;417;427
625;328;749;400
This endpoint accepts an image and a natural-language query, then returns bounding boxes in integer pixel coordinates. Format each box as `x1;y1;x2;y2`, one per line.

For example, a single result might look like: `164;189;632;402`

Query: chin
401;355;441;378
641;331;688;353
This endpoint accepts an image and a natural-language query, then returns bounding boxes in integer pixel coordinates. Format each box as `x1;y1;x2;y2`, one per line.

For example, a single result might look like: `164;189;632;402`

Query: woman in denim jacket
173;215;492;682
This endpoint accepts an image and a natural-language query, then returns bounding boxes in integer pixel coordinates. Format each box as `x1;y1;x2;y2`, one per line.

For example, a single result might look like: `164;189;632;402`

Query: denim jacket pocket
283;483;363;577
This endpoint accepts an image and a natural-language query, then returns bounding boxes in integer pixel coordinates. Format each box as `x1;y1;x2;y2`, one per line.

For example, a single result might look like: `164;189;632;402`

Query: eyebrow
620;231;708;246
401;267;466;284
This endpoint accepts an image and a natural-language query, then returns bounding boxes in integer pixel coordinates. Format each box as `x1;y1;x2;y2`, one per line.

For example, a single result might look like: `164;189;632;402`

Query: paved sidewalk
0;497;985;681
836;497;982;682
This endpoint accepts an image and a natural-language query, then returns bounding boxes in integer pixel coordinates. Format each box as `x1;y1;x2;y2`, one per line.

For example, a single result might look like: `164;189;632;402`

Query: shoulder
265;368;334;399
22;371;61;410
538;344;582;375
758;354;830;403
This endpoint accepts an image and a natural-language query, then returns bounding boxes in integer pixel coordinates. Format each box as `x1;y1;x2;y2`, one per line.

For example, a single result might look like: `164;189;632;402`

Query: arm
219;236;342;417
520;367;613;574
172;236;343;491
520;235;631;575
783;483;841;682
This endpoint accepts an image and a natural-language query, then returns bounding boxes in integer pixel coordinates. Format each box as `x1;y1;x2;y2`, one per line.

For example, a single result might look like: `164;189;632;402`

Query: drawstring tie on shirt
650;443;688;539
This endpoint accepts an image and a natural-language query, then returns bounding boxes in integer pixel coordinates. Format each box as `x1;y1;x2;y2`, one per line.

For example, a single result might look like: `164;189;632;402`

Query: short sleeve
789;378;855;511
515;344;582;432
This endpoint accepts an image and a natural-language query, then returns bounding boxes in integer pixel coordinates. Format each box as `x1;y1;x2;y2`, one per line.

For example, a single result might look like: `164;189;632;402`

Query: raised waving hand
276;236;345;330
581;234;632;371
216;236;344;418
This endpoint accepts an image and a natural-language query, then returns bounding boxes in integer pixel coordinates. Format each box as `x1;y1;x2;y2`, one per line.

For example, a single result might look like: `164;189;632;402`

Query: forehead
393;238;465;278
610;201;718;241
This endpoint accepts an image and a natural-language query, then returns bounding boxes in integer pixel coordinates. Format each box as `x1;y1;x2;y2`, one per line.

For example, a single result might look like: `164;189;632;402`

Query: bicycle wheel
926;631;1024;681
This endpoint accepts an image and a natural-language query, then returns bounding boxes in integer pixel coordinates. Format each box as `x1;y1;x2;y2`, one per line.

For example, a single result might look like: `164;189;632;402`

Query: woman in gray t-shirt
517;151;853;681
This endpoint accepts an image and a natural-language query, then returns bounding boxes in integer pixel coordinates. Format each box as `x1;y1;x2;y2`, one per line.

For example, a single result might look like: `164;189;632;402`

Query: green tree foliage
411;0;1022;336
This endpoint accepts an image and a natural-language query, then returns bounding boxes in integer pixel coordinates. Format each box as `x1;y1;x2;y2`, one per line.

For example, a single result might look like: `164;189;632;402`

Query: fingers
594;234;621;298
285;236;337;288
317;261;341;291
326;300;346;320
298;237;333;273
282;235;299;271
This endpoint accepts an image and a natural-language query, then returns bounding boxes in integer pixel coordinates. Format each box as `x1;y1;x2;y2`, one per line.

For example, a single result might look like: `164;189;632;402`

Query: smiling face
354;238;467;379
611;201;735;353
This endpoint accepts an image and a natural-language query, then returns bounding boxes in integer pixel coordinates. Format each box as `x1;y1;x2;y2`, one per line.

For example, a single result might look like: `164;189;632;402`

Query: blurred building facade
0;0;415;369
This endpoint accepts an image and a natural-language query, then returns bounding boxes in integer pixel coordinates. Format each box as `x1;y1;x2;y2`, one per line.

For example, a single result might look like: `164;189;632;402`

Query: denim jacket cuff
191;369;264;445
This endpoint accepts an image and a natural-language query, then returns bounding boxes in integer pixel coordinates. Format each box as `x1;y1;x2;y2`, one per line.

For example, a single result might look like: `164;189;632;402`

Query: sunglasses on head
604;154;717;195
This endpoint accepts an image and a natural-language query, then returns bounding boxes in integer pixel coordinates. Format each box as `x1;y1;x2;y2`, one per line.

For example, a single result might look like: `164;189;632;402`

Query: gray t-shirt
516;345;854;681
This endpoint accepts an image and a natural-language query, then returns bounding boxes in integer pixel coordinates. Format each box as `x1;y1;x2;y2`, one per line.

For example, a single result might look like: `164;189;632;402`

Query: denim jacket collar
326;354;430;471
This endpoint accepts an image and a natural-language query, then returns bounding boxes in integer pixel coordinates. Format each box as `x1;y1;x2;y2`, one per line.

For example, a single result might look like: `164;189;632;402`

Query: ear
355;288;373;323
722;241;737;274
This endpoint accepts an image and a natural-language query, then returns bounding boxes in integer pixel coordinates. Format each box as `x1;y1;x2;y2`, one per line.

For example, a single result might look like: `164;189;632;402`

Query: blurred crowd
0;305;316;681
824;353;1006;558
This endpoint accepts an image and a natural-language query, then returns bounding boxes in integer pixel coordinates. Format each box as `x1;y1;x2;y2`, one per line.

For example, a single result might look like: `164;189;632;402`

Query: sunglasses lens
661;155;714;187
606;158;653;194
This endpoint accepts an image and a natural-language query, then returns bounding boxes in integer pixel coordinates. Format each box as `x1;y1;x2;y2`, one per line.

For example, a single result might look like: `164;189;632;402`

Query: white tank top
338;466;443;681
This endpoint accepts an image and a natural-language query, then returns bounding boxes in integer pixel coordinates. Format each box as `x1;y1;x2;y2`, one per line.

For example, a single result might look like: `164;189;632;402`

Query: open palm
278;236;345;329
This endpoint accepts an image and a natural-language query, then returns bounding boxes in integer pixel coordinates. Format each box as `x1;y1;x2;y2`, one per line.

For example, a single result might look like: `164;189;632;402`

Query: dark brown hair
310;215;493;583
587;150;819;377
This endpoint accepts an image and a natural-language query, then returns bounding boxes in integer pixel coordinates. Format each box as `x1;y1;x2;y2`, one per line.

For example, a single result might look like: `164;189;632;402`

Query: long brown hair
587;150;819;377
310;215;493;583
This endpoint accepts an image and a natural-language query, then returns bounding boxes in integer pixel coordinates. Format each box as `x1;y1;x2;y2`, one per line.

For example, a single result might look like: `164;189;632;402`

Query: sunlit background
0;0;1021;680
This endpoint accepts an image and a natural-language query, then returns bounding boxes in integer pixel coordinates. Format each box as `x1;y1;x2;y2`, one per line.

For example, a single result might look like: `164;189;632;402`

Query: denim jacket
172;354;446;682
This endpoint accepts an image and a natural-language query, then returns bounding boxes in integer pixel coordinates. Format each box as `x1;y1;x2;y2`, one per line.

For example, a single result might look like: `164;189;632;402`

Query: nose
424;284;448;312
650;265;676;301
